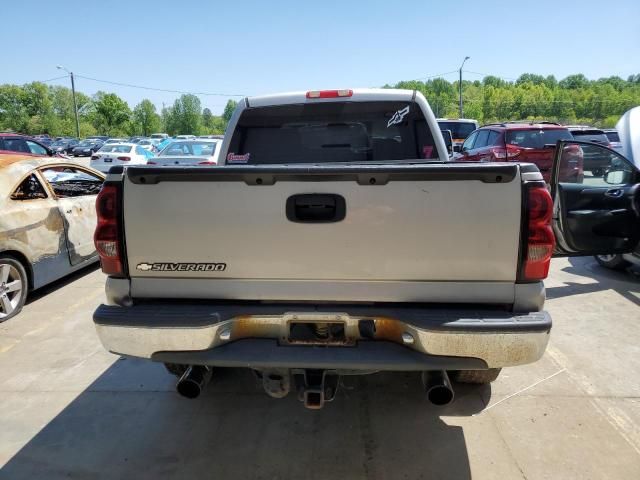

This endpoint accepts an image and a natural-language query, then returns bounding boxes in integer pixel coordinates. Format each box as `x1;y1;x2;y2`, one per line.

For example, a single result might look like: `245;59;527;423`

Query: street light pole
459;56;470;118
57;65;80;138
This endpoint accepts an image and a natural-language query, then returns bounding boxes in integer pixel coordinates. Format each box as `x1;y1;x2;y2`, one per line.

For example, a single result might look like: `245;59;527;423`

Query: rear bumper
93;303;551;370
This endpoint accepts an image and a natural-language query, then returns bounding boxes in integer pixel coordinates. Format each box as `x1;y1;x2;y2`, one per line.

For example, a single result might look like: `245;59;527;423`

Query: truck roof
246;88;415;108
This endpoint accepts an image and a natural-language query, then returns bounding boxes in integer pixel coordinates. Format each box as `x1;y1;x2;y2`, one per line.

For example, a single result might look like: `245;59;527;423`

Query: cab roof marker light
306;89;353;99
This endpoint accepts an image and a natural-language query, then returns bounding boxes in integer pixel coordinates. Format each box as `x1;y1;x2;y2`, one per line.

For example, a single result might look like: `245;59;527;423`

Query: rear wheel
451;368;502;384
591;168;605;177
0;256;28;322
595;254;630;271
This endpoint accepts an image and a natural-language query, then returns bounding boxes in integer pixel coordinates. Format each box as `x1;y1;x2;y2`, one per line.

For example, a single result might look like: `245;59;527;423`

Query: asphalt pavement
0;257;639;479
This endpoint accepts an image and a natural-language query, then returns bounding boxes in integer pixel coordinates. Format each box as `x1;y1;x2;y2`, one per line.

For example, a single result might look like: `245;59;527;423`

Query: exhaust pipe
422;371;454;406
176;365;212;399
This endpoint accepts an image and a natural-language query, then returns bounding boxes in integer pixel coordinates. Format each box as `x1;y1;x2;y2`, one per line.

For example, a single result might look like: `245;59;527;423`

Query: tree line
0;81;237;138
2;73;640;137
387;73;640;127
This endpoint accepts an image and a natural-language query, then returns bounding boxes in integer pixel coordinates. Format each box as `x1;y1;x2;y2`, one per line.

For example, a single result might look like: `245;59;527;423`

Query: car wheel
450;368;502;384
595;254;630;271
592;168;605;177
0;256;28;322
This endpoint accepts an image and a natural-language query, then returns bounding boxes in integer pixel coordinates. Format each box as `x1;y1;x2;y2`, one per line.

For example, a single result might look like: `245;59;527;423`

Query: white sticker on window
387;105;410;128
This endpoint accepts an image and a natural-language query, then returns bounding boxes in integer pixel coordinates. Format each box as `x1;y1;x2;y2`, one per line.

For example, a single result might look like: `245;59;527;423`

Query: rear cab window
604;131;620;142
436;121;477;140
506;129;573;149
571;130;609;144
227;101;438;164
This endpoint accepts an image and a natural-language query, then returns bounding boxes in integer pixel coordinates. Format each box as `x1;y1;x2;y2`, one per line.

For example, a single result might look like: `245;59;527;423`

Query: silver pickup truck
92;89;640;409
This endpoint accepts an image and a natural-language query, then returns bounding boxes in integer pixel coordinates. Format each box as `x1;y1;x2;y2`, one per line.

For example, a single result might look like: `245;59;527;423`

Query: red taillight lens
490;145;521;160
506;144;522;158
94;185;124;276
523;185;555;281
198;161;216;165
117;156;130;161
147;160;156;165
306;89;353;99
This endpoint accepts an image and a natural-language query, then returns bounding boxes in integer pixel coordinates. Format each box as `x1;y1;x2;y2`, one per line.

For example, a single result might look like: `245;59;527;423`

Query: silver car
150;139;221;166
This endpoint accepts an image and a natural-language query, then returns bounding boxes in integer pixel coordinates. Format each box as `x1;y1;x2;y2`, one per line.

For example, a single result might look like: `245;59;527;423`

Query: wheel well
0;250;34;290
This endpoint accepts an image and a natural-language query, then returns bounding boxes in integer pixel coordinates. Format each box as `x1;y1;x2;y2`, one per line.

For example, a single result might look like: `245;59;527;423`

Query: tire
591;168;605;177
595;254;630;271
0;256;29;322
451;368;502;384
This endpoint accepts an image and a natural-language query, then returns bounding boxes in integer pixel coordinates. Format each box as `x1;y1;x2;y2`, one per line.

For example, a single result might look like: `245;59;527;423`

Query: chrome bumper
94;303;551;369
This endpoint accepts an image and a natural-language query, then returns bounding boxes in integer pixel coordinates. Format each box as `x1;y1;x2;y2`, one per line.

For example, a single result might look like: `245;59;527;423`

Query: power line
463;70;517;81
74;74;246;97
37;75;69;84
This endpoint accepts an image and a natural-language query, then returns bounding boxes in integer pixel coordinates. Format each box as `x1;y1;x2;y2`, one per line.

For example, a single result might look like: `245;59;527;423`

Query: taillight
306;89;353;99
94;184;124;276
147;160;156;165
522;185;555;281
117;156;130;161
490;145;521;160
198;161;216;165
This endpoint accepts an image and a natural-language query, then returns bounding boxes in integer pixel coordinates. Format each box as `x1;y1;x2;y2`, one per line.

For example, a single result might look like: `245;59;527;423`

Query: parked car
603;129;623;154
136;139;157;152
104;138;128;145
72;140;104;157
594;108;640;271
0;153;104;321
0;134;53;157
150;139;221;166
197;135;224;140
436;119;479;149
150;133;169;140
49;138;79;154
175;135;196;140
155;137;173;152
567;127;611;176
90;143;154;173
455;122;579;182
86;136;109;142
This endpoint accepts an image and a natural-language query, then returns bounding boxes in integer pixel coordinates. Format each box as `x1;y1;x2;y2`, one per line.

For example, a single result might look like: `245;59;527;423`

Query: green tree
222;100;238;123
169;94;202;135
132;99;161;136
202;107;214;130
92;92;131;135
0;84;28;132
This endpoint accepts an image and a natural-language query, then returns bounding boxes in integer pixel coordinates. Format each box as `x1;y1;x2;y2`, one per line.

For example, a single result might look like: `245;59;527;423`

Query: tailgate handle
286;194;346;223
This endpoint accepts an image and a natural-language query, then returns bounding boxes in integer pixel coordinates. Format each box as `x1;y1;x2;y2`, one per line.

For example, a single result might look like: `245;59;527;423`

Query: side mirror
46;147;54;157
453;145;462;153
604;169;629;185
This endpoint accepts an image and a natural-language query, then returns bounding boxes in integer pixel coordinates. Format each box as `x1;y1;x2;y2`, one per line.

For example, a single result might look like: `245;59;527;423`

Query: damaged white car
0;153;105;321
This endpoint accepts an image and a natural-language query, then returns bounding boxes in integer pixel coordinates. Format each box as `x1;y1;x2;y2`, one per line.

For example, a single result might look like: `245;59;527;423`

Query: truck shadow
546;256;640;307
0;361;486;479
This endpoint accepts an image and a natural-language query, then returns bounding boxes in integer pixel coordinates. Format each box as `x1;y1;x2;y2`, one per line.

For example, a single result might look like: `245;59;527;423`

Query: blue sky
2;0;639;114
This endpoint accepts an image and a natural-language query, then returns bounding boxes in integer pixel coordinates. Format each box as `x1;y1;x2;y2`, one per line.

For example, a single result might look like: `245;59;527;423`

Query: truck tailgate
121;164;523;302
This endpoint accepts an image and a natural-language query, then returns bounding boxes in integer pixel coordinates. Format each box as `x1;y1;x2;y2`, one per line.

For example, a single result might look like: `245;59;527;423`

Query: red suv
455;122;582;182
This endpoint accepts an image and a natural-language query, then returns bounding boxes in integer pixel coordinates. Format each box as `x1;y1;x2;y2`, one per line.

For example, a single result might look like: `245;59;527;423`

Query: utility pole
459;56;470;118
57;65;80;138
